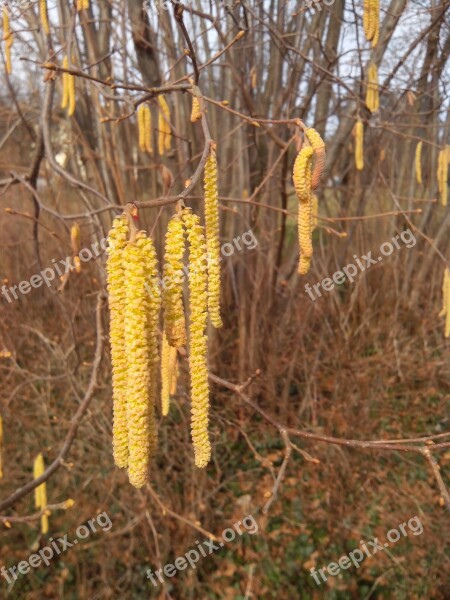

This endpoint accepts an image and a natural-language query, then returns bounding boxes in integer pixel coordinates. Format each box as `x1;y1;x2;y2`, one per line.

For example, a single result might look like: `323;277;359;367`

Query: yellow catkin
106;215;129;469
33;453;49;535
437;148;448;207
439;268;450;338
77;0;89;10
415;141;422;184
355;120;364;171
3;8;12;75
0;415;3;479
364;0;379;46
191;96;202;122
157;95;171;154
204;148;223;328
144;105;152;154
305;128;326;190
298;197;313;275
182;209;211;469
39;0;50;35
61;56;69;109
137;105;146;152
123;233;157;488
70;223;80;254
169;348;178;395
163;214;186;348
68;64;76;116
293;146;314;203
366;63;379;113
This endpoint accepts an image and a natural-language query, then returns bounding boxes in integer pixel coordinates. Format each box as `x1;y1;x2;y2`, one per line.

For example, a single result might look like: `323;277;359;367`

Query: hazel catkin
33;453;49;535
3;8;12;75
182;208;211;469
437;147;448;207
106;215;129;469
366;63;379;113
163;213;186;348
439;267;450;338
0;415;3;479
415;141;422;184
157;95;171;155
293;146;314;204
204;148;223;328
355;119;364;171
191;96;202;122
161;331;178;416
123;233;158;488
39;0;50;35
305;128;326;190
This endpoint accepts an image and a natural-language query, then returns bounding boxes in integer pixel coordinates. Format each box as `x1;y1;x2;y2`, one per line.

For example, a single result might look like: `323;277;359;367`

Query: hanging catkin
3;8;12;75
61;56;69;109
204;147;223;328
355;120;364;171
33;453;49;535
439;267;450;338
0;415;3;479
138;105;152;154
366;63;379;113
293;145;314;275
293;146;314;204
363;0;379;47
77;0;89;10
437;148;448;207
39;0;50;35
305;128;326;190
415;141;423;184
68;61;76;116
182;208;211;469
163;213;186;347
190;96;202;123
71;223;81;273
123;233;159;488
157;95;171;154
106;215;129;469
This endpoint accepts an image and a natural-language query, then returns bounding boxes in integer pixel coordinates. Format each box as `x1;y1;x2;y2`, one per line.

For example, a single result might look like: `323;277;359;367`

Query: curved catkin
157;95;171;154
204;148;223;328
33;453;49;535
355;120;364;171
191;96;202;122
3;8;12;75
293;146;314;203
182;209;211;469
106;215;129;469
137;105;146;152
163;214;186;348
39;0;50;35
366;63;379;113
415;141;423;184
305;128;326;190
123;234;153;488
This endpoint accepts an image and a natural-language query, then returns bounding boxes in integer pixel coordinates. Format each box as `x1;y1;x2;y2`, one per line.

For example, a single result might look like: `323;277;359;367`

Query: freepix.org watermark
146;514;258;587
310;515;423;586
1;229;258;304
0;511;112;584
305;228;416;302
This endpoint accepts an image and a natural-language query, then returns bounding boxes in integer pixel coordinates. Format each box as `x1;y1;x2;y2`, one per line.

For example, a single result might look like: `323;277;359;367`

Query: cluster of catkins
107;146;221;487
137;96;173;156
363;0;379;47
292;128;325;275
